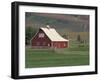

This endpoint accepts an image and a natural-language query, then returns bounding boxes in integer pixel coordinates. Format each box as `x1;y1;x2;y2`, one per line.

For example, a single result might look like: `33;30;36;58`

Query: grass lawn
25;41;89;68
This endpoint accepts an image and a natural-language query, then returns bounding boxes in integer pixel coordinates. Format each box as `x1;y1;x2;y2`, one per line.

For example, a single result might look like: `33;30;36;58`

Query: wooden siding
31;29;51;47
52;42;68;48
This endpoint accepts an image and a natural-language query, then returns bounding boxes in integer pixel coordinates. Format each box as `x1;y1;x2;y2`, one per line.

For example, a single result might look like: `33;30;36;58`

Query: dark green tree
25;27;37;45
77;34;81;42
62;33;69;39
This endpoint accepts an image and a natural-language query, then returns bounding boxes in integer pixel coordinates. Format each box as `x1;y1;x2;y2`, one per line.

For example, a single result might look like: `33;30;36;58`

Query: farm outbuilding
31;26;69;48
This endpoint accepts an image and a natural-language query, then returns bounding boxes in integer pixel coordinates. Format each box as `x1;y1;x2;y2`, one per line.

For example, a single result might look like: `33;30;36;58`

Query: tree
25;27;37;45
62;34;69;39
77;34;81;42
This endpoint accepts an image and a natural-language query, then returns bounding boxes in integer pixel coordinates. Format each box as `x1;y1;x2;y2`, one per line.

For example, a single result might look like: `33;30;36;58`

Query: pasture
25;40;89;68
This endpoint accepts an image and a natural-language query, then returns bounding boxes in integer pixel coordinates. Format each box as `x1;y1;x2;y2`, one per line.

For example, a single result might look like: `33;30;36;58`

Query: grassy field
25;40;89;68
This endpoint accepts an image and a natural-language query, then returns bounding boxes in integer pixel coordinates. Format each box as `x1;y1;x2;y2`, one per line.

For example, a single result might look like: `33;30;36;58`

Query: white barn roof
40;27;68;42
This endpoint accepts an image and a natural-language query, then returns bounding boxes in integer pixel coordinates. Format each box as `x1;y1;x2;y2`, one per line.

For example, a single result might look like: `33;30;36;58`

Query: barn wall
31;29;51;47
52;41;68;48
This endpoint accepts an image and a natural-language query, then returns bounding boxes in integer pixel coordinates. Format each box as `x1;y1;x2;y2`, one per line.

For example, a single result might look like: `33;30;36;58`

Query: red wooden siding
31;29;51;48
52;42;68;48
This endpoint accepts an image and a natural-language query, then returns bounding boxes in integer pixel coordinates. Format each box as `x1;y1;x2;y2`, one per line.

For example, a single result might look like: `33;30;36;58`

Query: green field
25;41;89;68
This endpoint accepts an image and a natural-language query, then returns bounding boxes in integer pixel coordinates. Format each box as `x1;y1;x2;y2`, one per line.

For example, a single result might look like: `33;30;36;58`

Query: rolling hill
25;12;89;32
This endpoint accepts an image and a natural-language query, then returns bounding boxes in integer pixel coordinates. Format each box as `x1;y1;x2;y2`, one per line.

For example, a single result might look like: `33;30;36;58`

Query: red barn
31;26;69;48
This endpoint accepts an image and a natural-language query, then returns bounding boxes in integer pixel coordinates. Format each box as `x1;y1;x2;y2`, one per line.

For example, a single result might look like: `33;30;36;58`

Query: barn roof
40;27;68;41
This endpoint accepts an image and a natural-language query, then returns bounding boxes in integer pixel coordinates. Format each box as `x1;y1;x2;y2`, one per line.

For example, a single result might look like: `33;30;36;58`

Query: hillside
25;12;89;32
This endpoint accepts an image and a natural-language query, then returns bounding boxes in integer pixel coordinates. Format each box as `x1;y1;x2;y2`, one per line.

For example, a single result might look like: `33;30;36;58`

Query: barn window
64;43;66;46
48;44;50;46
39;33;44;38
